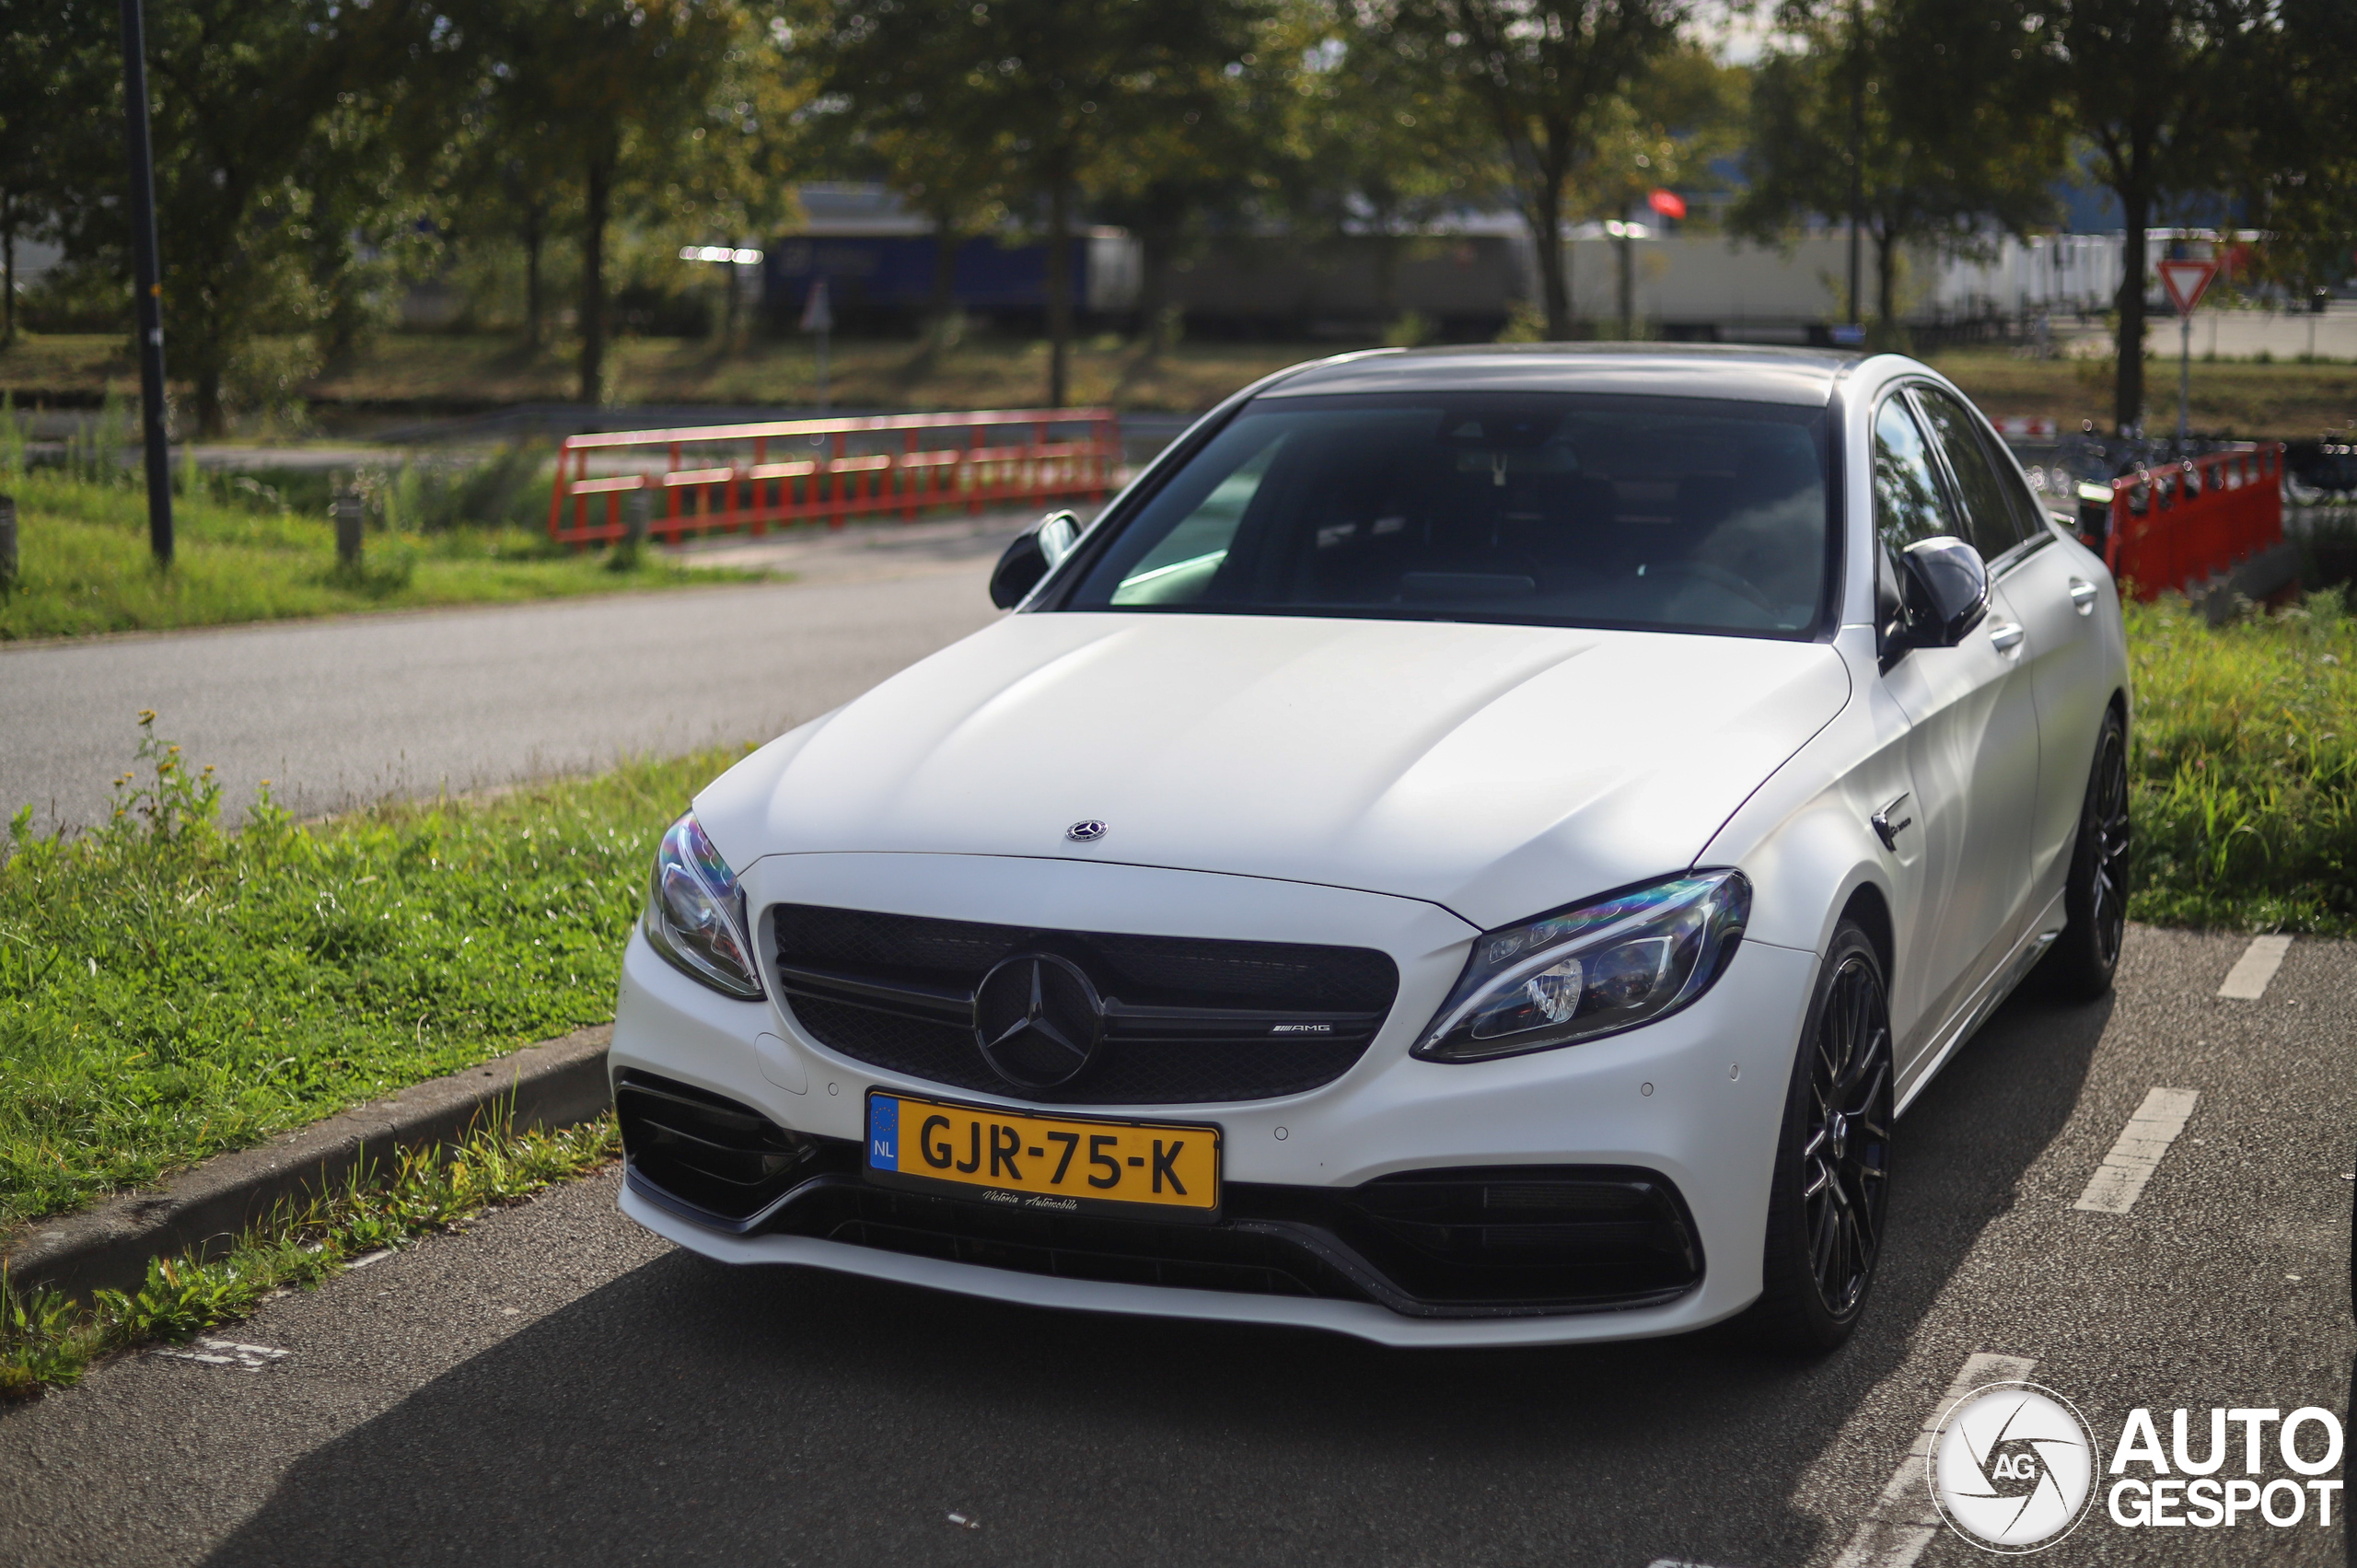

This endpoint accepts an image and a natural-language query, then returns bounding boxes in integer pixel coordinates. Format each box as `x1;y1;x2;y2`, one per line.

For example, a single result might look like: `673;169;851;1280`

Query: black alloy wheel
1801;952;1893;1319
2048;708;2131;999
1751;920;1893;1352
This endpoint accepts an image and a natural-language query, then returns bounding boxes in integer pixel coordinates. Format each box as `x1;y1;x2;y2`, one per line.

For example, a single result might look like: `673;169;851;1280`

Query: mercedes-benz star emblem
1065;819;1107;842
972;953;1105;1089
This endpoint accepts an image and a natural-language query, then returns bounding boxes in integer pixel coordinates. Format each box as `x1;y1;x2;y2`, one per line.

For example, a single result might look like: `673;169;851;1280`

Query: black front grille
770;903;1399;1104
747;1166;1701;1318
620;1075;1704;1317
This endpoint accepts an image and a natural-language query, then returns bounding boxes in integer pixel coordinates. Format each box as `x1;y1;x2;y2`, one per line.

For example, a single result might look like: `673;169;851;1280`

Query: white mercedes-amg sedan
609;345;2130;1351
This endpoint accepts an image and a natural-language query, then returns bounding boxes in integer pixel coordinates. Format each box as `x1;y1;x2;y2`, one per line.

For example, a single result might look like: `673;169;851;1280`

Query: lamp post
119;0;173;565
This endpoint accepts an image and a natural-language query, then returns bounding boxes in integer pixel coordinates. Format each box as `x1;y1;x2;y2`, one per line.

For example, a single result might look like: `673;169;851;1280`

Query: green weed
0;715;739;1227
2126;589;2357;933
0;1111;620;1400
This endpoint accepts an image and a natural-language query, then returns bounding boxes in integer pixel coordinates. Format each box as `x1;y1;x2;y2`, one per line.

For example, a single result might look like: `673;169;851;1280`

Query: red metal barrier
2104;443;2283;600
545;408;1121;547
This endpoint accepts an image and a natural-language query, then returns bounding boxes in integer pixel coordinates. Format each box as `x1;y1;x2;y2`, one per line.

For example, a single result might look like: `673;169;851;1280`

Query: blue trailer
763;231;1138;325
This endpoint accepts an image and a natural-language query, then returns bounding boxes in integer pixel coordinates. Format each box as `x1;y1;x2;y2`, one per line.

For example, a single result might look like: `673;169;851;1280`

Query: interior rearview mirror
989;510;1081;609
1897;535;1991;651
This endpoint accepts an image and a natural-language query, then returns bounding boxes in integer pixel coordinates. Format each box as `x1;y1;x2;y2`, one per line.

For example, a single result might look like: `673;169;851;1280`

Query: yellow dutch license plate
864;1091;1221;1219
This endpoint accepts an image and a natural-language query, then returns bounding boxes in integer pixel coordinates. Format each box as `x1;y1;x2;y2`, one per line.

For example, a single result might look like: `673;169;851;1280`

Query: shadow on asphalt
201;987;2112;1568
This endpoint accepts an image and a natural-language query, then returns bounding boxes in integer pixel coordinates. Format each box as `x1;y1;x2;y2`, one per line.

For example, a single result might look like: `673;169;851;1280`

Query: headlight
641;811;763;1000
1413;870;1750;1063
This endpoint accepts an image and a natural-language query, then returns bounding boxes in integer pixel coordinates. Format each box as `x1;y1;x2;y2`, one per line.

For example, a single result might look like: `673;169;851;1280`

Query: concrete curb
1;1025;613;1302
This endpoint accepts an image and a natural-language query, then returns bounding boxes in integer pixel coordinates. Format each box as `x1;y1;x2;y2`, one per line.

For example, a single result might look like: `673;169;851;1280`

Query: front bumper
610;850;1818;1347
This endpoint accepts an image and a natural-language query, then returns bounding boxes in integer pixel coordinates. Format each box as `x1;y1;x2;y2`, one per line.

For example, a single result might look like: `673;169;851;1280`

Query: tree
0;5;103;346
455;0;786;404
2004;0;2259;433
1576;44;1743;338
801;0;1257;406
1267;0;1495;330
2237;1;2357;313
57;0;392;435
789;41;1011;354
1732;0;2061;344
1390;0;1689;342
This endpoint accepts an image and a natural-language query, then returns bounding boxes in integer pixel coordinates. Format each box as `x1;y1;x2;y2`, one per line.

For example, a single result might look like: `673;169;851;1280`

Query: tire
1749;920;1894;1353
2046;707;2131;1001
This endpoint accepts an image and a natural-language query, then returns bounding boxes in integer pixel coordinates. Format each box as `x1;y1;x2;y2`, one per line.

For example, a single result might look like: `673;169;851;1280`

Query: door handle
1988;621;2026;652
2067;578;2098;616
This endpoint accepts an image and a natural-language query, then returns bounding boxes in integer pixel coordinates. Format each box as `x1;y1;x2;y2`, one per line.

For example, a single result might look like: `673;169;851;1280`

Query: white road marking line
344;1249;394;1271
2073;1086;2200;1214
2218;934;2293;998
151;1336;290;1370
1829;1353;2038;1568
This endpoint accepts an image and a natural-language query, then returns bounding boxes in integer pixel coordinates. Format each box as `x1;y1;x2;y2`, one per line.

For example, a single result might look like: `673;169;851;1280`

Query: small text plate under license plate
865;1092;1221;1220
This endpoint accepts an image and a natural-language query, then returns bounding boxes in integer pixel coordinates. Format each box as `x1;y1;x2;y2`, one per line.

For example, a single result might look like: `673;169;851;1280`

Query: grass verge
0;463;765;643
0;718;737;1229
0;1109;619;1400
1927;347;2357;439
2126;589;2357;934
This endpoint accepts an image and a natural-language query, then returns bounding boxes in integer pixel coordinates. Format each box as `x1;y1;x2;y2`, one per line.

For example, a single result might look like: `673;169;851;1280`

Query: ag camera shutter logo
1928;1383;2096;1552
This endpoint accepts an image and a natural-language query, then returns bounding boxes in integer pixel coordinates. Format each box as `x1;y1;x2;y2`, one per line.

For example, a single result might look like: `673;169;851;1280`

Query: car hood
696;612;1851;930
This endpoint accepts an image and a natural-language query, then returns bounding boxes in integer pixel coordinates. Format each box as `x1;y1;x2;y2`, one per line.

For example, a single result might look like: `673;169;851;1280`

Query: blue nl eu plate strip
866;1094;899;1171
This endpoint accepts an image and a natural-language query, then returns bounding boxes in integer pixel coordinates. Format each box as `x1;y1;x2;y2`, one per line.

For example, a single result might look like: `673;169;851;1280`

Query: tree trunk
1045;172;1073;408
2114;189;2149;435
1875;227;1897;327
1372;215;1400;326
1135;230;1169;354
1527;178;1569;341
929;218;959;352
192;340;226;438
722;244;740;349
579;154;611;406
522;200;545;352
1616;231;1634;340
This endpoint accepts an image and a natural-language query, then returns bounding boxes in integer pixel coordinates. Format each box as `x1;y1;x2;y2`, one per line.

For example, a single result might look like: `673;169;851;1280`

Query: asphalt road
4;925;2349;1568
0;516;1025;835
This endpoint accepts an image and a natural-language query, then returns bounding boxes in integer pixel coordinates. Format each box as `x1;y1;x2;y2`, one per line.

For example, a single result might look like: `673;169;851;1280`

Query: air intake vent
616;1071;844;1223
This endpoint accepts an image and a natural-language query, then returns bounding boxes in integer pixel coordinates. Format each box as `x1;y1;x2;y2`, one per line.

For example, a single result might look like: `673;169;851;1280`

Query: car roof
1259;343;1857;407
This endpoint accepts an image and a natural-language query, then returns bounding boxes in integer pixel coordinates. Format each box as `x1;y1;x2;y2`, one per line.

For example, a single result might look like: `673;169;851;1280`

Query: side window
1915;387;2028;558
1107;432;1283;605
1872;395;1953;551
1979;422;2055;545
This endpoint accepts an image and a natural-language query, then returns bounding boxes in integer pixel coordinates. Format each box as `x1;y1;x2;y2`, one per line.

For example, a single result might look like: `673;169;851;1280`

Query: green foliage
1389;0;1688;340
800;0;1257;401
0;460;757;641
1732;0;2061;329
0;720;740;1226
0;1112;621;1400
2126;591;2357;934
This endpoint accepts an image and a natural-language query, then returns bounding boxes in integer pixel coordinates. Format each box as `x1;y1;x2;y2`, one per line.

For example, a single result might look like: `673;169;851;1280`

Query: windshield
1059;392;1834;637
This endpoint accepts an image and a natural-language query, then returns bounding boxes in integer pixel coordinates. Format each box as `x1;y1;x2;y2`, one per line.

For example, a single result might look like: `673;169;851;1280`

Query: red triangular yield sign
2158;259;2220;314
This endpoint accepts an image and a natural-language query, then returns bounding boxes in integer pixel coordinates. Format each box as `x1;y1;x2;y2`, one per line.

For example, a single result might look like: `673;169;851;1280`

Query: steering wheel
1644;560;1779;616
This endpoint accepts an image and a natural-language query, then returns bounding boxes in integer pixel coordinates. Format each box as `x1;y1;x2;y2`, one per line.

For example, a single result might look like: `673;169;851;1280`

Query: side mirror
989;509;1081;609
1898;535;1991;649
